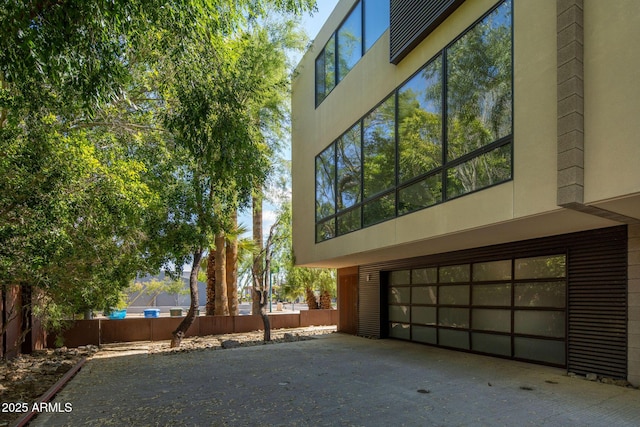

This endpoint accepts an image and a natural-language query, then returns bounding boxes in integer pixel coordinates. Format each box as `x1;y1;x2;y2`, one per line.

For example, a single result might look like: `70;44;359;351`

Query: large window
315;0;512;243
315;0;390;106
446;7;512;162
363;96;396;226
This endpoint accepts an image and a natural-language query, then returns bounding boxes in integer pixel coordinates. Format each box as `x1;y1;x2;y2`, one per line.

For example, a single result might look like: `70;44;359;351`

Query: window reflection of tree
363;192;395;226
315;53;325;103
337;2;362;83
446;1;512;196
337;124;362;211
337;207;360;235
315;34;336;104
315;143;335;221
363;96;396;198
515;282;566;308
316;219;335;241
446;145;511;198
398;56;442;184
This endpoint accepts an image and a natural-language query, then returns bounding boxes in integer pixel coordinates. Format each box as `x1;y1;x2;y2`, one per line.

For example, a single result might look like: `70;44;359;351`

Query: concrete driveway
32;333;640;426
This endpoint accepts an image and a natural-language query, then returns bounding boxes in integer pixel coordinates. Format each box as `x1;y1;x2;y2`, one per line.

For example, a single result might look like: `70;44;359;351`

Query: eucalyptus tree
252;201;293;340
0;0;315;343
161;19;309;346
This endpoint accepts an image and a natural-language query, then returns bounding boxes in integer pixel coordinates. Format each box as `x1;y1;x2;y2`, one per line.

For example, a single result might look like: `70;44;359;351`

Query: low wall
49;310;338;348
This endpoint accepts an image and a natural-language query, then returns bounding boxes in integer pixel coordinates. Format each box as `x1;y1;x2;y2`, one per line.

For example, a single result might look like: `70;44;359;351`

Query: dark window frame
315;0;390;108
315;0;513;243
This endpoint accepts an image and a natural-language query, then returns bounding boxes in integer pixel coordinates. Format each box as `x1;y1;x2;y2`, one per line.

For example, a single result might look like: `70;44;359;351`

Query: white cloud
262;209;277;238
263;209;278;223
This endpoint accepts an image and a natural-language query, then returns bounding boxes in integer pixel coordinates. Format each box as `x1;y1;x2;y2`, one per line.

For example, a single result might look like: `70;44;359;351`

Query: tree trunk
260;291;271;342
305;287;319;309
226;211;239;316
252;188;263;316
171;249;203;348
319;289;332;309
206;250;215;316
214;232;229;316
252;284;271;341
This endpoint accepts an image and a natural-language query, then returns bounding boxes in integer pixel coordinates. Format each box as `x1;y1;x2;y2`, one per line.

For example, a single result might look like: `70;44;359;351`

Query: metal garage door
388;255;567;366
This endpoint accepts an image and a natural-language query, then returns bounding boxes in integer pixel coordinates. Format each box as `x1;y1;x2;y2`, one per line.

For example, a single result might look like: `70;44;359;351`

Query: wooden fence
49;310;338;348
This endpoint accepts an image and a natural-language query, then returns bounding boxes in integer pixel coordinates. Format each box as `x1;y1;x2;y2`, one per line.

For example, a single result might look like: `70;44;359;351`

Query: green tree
281;266;336;309
160;20;309;347
0;0;315;348
0;108;163;326
264;200;336;311
252;201;293;340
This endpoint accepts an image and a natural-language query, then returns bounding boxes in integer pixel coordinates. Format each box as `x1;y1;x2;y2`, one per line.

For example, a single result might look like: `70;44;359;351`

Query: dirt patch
0;346;95;426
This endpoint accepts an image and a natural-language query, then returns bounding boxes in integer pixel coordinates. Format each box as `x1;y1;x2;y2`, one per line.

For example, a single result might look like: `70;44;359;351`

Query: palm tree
284;267;335;309
203;218;255;316
252;188;263;315
226;210;239;315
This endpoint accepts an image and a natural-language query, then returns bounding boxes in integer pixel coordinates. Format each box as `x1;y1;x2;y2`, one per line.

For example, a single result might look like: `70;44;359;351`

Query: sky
297;0;340;60
306;0;340;37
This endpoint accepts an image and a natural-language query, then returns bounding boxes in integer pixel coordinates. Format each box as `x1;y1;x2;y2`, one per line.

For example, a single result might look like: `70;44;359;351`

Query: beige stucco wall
583;1;640;205
292;0;624;268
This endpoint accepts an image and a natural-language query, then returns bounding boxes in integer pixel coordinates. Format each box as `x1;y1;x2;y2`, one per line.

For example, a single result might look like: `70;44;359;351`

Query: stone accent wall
557;0;584;208
629;224;640;386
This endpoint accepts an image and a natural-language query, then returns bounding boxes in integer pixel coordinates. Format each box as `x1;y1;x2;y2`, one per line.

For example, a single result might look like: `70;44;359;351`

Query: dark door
338;274;358;334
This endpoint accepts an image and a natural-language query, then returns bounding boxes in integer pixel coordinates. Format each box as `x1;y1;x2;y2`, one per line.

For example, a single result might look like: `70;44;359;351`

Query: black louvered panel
358;265;381;337
567;226;628;379
390;0;466;64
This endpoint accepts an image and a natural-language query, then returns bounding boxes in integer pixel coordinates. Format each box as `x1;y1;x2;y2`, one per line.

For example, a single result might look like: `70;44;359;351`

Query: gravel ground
29;332;640;427
1;326;335;426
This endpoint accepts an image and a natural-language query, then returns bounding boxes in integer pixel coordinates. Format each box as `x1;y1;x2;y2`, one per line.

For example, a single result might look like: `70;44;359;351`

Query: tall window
337;124;362;235
337;2;362;83
364;0;390;51
397;56;443;215
315;0;390;106
315;35;336;105
363;96;396;198
315;0;512;242
315;143;336;241
445;2;512;197
363;96;396;226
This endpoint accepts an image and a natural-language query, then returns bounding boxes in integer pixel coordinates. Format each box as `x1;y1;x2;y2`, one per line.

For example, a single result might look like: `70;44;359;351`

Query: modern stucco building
291;0;640;385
